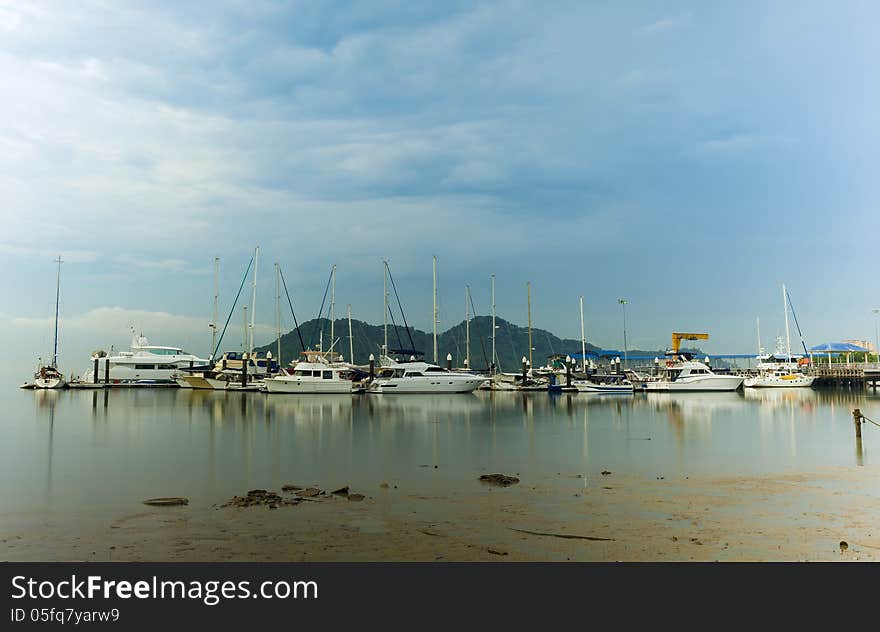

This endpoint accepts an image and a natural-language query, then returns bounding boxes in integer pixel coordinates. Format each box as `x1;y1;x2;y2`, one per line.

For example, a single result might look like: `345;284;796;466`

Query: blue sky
1;0;878;374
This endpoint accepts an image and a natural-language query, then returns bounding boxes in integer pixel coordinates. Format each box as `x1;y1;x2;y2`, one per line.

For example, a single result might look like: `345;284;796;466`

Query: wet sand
4;464;880;562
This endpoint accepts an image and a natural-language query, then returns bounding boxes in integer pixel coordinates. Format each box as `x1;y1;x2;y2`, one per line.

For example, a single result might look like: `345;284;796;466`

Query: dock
810;363;880;390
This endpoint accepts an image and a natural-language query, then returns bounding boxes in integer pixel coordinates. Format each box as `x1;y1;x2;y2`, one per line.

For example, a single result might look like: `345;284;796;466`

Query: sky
1;0;879;376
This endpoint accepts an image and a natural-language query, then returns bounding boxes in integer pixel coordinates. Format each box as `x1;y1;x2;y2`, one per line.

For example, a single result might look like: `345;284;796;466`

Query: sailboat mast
52;255;62;368
579;295;586;372
348;304;354;364
433;256;438;364
465;285;471;369
491;273;496;374
330;264;336;353
783;283;791;361
527;281;532;369
210;257;219;360
383;260;388;357
248;247;258;355
274;262;281;367
756;316;762;355
242;306;248;354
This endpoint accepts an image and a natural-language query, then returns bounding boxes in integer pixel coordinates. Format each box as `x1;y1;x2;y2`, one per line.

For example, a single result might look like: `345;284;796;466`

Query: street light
618;298;628;368
873;308;880;363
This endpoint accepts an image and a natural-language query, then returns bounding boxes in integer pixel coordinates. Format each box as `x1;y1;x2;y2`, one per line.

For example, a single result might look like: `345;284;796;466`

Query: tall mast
465;285;471;369
347;304;354;364
242;305;248;354
432;255;438;363
579;295;586;372
527;281;532;369
210;257;219;360
274;262;281;367
756;316;762;355
383;260;388;357
491;273;496;374
248;246;258;355
783;283;791;361
330;264;336;354
52;255;62;368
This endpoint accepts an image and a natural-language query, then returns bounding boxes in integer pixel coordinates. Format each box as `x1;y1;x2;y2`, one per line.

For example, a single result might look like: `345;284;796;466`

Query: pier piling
853;408;863;439
369;354;375;381
103;359;109;385
93;358;99;385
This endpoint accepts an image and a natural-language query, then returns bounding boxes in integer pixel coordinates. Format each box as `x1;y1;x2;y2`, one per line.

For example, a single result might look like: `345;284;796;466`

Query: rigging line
386;302;405;352
384;262;417;352
212;255;254;361
310;266;333;349
785;287;809;357
467;290;490;371
278;265;306;353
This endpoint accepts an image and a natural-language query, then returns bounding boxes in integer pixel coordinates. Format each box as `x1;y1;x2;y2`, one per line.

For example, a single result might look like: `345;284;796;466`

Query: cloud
637;13;693;35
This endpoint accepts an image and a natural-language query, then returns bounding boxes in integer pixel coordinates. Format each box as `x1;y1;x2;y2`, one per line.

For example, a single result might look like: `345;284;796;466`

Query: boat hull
744;375;815;388
33;377;66;389
369;377;484;394
264;378;354;394
645;376;744;392
573;381;634;394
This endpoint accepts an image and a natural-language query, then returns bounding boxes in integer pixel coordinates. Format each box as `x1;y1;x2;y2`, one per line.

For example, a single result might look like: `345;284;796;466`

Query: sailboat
743;284;815;388
571;296;633;394
29;257;67;389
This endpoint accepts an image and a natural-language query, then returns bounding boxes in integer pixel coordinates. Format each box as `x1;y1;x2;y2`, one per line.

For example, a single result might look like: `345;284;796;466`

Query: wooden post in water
242;353;248;387
566;355;572;387
93;357;99;385
103;359;110;384
446;353;452;371
369;354;375;381
521;356;527;383
853;409;863;439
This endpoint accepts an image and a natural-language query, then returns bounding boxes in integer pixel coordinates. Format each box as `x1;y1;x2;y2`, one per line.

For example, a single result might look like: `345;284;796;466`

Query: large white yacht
83;334;210;385
645;357;744;392
263;350;361;394
368;359;485;394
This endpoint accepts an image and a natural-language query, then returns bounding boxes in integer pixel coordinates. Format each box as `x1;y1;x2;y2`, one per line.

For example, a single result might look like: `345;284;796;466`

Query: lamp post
618;298;628;368
873;308;880;364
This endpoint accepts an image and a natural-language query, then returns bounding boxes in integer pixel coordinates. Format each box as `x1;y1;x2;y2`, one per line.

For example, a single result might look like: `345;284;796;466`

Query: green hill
253;316;676;371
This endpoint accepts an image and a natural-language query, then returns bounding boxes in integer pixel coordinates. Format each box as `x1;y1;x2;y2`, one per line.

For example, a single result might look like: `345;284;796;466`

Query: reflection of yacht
645;391;745;420
264;351;361;394
743;386;818;405
645;358;744;392
84;335;210;385
369;360;484;394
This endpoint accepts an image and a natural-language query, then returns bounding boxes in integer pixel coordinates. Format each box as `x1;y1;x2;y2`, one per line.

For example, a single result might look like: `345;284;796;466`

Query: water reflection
4;386;877;522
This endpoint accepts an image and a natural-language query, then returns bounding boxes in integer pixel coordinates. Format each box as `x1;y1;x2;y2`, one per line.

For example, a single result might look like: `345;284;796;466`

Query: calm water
2;383;879;532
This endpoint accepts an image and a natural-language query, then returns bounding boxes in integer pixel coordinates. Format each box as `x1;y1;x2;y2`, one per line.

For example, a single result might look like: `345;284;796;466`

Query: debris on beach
331;486;350;496
509;527;613;542
143;497;189;507
281;484;302;492
221;489;301;508
488;548;508;556
348;493;365;502
479;474;520;487
601;470;611;476
840;541;849;552
295;487;322;498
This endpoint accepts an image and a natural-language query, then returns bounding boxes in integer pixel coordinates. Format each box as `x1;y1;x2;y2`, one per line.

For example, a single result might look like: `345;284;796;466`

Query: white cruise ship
83;335;210;385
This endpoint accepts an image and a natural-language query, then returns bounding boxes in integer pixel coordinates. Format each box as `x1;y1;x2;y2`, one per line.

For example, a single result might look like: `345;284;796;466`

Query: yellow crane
671;332;709;355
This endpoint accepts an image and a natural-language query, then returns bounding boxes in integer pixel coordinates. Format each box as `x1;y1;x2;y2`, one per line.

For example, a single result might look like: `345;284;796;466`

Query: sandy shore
4;465;880;562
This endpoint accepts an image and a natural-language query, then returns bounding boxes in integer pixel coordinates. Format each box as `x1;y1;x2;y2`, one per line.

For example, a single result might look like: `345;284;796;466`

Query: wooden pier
810;364;880;390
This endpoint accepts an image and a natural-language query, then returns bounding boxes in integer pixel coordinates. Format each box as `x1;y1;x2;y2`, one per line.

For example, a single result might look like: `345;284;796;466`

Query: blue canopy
808;342;869;353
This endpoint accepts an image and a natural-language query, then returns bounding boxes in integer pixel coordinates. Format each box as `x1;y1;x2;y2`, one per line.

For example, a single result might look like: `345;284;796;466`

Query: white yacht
572;373;634;394
176;351;278;390
33;364;66;390
264;351;361;394
743;343;815;388
84;335;210;385
368;360;485;394
645;357;744;392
